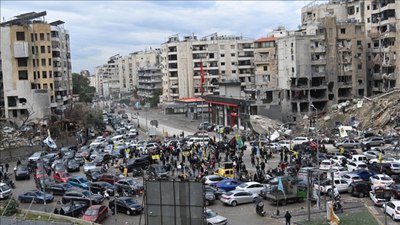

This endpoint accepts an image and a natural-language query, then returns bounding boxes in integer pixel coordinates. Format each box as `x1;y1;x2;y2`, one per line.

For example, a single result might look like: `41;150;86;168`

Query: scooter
255;201;266;217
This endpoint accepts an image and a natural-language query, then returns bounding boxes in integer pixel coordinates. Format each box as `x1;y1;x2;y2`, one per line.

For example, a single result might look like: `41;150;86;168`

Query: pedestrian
284;211;292;225
5;163;9;173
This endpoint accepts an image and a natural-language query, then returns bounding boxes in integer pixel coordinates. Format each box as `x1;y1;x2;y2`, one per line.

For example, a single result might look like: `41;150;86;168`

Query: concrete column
223;106;228;126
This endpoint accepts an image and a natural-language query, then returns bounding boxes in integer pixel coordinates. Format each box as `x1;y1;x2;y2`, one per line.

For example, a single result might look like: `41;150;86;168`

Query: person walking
284;211;292;225
5;163;9;173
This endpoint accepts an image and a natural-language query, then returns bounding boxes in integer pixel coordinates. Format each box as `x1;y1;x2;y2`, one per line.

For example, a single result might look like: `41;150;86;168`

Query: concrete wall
0;136;77;164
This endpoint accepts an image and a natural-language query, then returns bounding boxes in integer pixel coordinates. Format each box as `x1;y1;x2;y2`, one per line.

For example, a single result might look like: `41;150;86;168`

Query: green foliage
64;103;105;130
148;89;162;107
0;198;20;216
72;73;95;103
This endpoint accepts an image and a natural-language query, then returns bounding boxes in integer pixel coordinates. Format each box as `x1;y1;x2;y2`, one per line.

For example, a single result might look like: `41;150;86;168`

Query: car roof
243;182;260;185
87;205;103;209
229;190;249;193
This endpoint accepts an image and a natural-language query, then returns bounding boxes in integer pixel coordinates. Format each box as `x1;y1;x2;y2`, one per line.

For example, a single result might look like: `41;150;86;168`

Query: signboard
145;180;204;225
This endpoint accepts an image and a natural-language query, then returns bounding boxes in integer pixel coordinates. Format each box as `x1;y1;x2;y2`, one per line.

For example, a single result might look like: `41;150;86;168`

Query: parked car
114;178;144;196
204;208;228;225
370;156;400;164
370;186;392;207
203;175;225;185
363;151;380;161
120;157;150;172
390;184;400;200
204;185;226;199
235;182;265;195
340;173;362;184
383;201;400;221
291;137;309;146
18;190;54;203
53;172;71;183
319;159;334;170
361;137;385;149
368;163;392;175
99;173;119;185
109;197;143;215
85;169;102;182
67;176;90;190
82;205;108;223
198;122;215;131
314;178;349;195
65;159;80;172
147;164;169;180
0;183;13;199
343;149;359;159
83;162;97;173
90;181;115;196
61;190;104;205
54;201;89;217
331;155;347;166
214;179;242;192
335;139;360;149
45;183;75;196
14;165;30;180
369;174;394;187
347;180;371;197
353;169;375;181
204;191;216;206
347;161;368;172
28;151;47;161
220;190;260;207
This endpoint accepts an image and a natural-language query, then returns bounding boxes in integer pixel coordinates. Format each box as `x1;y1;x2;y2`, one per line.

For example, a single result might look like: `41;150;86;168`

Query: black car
65;159;80;173
92;153;112;166
85;169;102;182
90;181;115;196
62;190;104;205
45;182;75;196
14;165;30;180
54;201;89;217
74;156;85;166
109;197;143;215
368;162;392;175
147;164;169;180
204;191;216;206
204;185;226;199
120;157;150;172
348;181;371;198
114;178;144;196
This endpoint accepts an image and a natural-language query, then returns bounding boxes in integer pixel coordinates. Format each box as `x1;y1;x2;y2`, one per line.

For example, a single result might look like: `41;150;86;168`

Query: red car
99;173;119;185
34;168;48;180
82;205;108;223
53;172;71;183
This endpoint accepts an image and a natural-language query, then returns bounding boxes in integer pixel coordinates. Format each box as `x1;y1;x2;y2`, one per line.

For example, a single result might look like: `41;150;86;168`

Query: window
37;72;40;79
39;33;45;41
47;46;51;53
358;64;362;70
231;45;235;49
34;33;38;41
12;110;17;118
50;83;53;90
292;67;295;73
42;71;47;79
48;58;52;66
32;46;35;54
49;71;52;78
220;45;225;50
221;62;225;66
263;66;268;71
367;43;371;48
46;33;50;41
40;46;45;53
37;84;41;89
367;5;370;10
17;58;28;67
43;84;48;90
31;33;34;42
231;53;235;57
357;40;362;46
41;59;46;66
340;28;346;34
18;70;28;80
33;71;37;79
232;70;236;73
367;18;370;23
221;54;225;57
16;31;25;41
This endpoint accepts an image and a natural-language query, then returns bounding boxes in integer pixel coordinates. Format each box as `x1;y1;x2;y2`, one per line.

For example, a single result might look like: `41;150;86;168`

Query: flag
379;152;383;163
277;177;286;199
200;62;205;95
235;133;243;149
329;203;340;225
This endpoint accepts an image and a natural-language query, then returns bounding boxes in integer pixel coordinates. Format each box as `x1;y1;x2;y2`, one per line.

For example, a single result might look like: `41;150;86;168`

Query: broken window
16;31;25;41
340;28;346;34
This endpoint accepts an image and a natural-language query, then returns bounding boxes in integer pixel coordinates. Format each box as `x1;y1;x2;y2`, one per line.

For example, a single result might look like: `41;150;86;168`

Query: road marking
365;204;384;225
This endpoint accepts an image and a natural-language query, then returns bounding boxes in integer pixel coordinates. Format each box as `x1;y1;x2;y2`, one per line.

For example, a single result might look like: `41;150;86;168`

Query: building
0;11;72;125
160;33;254;102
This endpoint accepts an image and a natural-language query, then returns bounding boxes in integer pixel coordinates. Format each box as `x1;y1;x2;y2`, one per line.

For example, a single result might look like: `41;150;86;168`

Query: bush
0;198;20;216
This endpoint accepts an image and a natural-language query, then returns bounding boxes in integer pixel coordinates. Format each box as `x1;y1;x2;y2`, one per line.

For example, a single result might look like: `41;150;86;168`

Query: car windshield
77;178;88;183
60;173;70;178
154;167;165;172
101;182;112;188
84;209;99;216
205;211;218;218
61;183;73;188
34;190;43;196
32;152;41;157
381;176;392;181
225;192;234;196
126;179;139;186
124;198;137;205
238;183;248;188
17;166;28;171
392;164;400;168
82;191;92;197
0;184;10;191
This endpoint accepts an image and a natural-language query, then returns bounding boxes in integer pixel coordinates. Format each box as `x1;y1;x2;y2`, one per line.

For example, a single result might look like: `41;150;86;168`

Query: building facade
0;11;72;125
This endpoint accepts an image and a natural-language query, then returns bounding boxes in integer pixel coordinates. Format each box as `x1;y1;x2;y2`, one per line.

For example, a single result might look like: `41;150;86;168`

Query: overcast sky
2;1;315;74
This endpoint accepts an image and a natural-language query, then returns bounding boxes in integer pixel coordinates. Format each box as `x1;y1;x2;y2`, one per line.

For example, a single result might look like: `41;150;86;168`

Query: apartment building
160;34;254;102
0;11;72;125
136;49;162;98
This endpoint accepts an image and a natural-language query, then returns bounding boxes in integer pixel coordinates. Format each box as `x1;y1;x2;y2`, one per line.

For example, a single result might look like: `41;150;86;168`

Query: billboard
145;180;204;225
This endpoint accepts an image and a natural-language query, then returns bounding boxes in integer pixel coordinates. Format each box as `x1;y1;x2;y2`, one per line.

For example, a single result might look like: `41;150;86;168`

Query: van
186;136;210;147
350;154;368;163
111;135;124;143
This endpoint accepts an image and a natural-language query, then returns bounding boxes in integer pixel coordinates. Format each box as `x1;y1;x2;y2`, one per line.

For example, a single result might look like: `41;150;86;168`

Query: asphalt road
3;106;399;225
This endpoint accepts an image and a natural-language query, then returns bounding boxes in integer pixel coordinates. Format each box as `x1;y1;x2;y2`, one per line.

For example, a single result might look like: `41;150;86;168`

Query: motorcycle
333;195;343;212
255;201;266;217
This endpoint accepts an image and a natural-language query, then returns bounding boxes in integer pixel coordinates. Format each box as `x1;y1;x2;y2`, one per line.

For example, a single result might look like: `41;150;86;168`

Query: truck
264;176;307;205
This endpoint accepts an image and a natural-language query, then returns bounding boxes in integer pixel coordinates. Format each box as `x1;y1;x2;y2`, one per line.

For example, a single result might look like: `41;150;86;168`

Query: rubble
313;88;400;133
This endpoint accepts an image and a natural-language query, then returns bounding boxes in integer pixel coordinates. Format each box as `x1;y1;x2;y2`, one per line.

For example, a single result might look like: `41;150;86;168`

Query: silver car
335;139;360;149
220;190;259;207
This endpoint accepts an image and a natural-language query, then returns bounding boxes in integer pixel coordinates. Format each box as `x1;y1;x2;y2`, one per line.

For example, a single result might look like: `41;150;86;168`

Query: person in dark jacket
284;211;292;225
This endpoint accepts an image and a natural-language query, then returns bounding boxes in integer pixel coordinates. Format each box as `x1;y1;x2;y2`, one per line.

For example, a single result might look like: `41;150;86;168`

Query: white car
292;137;309;146
278;140;291;149
370;187;392;207
314;178;349;194
383;201;400;220
369;174;394;187
28;151;46;161
370;156;400;164
203;175;225;185
327;166;349;179
389;162;400;174
319;159;333;170
331;156;347;165
235;182;265;194
363;150;380;160
346;161;368;172
340;173;362;184
83;162;96;172
204;209;228;225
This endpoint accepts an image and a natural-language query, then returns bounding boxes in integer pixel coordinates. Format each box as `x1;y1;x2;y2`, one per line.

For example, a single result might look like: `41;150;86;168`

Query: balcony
13;41;29;58
311;59;326;65
310;46;326;53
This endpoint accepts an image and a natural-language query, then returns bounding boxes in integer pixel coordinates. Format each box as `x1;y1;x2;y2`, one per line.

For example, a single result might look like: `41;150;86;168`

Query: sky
1;0;316;74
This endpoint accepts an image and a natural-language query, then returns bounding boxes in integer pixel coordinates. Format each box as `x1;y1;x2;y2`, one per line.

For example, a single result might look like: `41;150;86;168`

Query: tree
72;73;95;103
148;89;162;107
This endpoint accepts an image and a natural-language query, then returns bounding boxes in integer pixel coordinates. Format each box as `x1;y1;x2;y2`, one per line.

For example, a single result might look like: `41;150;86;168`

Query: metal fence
0;217;76;225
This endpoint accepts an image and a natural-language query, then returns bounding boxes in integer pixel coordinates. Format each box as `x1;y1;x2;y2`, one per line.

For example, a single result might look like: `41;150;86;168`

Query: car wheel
205;199;210;206
392;214;395;220
126;209;131;215
231;201;237;207
359;192;364;198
